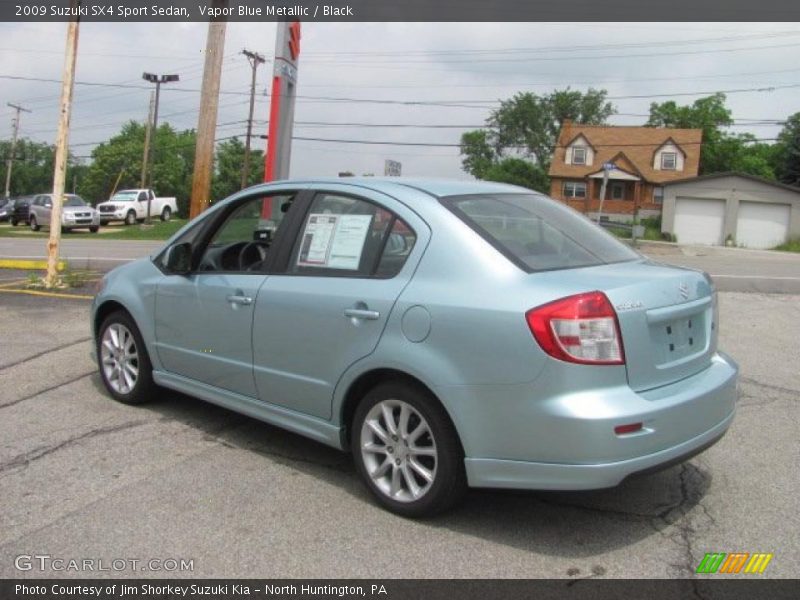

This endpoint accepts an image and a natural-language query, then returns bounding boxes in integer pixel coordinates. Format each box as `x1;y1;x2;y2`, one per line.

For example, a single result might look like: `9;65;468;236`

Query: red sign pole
262;22;300;219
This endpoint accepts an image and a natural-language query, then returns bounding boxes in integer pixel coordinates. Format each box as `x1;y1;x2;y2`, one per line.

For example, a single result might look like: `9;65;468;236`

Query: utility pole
4;103;32;199
241;48;265;190
189;3;228;219
45;9;79;289
142;72;179;224
140;91;155;188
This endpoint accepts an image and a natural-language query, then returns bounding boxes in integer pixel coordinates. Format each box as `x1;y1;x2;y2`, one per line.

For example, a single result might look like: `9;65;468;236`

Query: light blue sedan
92;179;738;516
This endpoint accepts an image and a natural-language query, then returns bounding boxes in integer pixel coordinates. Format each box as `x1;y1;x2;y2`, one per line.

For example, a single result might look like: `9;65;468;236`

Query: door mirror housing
44;202;52;209
164;242;193;275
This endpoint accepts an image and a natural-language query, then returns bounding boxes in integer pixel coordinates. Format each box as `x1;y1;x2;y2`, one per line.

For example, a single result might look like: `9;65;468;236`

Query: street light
142;72;179;224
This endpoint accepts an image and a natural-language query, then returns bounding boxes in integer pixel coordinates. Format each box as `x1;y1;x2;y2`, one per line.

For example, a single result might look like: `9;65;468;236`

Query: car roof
274;177;534;199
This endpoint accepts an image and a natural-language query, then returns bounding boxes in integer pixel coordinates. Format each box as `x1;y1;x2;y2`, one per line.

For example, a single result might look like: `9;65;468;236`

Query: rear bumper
465;408;733;490
443;351;738;491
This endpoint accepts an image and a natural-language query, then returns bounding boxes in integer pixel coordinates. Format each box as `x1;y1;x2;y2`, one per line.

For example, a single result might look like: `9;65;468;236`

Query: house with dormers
548;121;703;220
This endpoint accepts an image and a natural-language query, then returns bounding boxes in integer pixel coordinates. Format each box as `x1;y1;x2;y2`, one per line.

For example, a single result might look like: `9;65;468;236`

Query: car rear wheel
10;217;18;226
29;216;40;231
351;380;466;517
97;311;155;405
125;210;136;226
160;206;171;222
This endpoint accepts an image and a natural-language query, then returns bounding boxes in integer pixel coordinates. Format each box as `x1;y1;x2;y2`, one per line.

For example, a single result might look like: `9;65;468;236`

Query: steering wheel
238;241;270;271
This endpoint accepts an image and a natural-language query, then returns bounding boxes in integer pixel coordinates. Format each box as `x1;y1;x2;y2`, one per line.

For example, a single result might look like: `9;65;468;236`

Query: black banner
2;0;800;22
2;580;799;600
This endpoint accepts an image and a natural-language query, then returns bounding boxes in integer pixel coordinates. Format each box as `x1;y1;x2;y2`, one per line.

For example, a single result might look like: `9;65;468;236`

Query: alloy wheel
359;399;438;503
100;323;139;395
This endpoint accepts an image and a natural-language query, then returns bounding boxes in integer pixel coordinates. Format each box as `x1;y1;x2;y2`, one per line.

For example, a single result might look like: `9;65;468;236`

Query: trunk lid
530;259;718;392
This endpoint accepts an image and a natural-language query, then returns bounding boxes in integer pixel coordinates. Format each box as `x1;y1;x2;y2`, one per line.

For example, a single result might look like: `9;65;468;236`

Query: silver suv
29;194;100;233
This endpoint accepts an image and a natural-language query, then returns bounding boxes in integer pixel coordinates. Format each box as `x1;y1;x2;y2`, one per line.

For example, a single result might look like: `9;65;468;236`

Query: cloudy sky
1;21;799;184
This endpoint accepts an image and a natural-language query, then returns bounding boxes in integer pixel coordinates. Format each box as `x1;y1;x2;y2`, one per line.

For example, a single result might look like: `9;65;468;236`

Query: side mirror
44;203;52;209
164;242;192;275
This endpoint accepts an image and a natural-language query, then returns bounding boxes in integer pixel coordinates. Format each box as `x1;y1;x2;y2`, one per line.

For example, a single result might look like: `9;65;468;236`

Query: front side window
290;193;415;278
572;146;587;165
197;193;295;273
441;193;639;273
563;181;587;199
661;152;678;170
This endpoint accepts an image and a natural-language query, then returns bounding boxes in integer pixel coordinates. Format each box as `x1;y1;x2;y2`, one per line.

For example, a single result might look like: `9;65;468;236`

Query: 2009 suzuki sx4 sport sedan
92;179;738;516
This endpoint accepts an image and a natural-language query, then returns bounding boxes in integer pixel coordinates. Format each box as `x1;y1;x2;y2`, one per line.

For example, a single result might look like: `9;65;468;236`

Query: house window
563;181;587;199
611;183;625;200
572;146;587;165
654;186;664;204
661;152;678;170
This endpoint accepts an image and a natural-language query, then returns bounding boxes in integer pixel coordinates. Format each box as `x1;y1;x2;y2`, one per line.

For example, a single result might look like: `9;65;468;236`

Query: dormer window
572;147;587;165
661;152;678;170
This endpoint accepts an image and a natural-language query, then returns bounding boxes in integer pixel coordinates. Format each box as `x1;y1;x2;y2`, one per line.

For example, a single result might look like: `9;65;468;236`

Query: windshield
111;191;138;202
64;196;86;207
441;193;640;272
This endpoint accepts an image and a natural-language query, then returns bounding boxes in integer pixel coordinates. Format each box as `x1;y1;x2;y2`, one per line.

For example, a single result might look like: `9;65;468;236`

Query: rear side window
441;193;639;272
290;193;416;278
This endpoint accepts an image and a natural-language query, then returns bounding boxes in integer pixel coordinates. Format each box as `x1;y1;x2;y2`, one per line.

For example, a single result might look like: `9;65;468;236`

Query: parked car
10;196;32;226
96;189;177;225
28;193;100;233
0;198;11;222
91;179;738;517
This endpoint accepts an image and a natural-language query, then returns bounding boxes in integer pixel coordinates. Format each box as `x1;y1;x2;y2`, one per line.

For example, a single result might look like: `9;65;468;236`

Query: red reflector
614;423;643;435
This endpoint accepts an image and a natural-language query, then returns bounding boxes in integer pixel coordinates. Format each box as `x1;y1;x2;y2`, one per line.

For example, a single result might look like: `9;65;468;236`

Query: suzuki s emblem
679;282;690;300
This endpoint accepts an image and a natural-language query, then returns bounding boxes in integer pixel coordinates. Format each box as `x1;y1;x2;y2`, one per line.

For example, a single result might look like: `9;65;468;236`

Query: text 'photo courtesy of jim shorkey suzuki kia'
91;178;738;517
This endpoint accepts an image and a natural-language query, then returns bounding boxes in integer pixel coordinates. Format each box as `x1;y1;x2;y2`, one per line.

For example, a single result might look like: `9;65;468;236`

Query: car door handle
226;294;253;306
344;308;380;320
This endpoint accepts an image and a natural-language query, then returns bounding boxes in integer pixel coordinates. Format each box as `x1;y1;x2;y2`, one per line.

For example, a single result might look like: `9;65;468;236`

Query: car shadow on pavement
92;377;713;562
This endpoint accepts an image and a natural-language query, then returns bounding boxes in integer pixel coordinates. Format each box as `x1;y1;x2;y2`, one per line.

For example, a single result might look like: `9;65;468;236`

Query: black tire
29;215;40;231
10;217;18;226
160;206;172;222
125;210;136;226
96;310;156;405
351;380;467;517
89;226;99;233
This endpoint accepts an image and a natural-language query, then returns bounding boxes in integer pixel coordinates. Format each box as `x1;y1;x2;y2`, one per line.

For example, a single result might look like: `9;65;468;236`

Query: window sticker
297;213;373;270
297;215;337;266
327;215;373;270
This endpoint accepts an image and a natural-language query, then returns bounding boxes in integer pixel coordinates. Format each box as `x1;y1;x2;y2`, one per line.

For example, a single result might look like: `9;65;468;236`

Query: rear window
441;193;639;272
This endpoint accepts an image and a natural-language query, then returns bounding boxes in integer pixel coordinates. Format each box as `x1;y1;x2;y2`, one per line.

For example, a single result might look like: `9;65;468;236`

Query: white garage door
736;201;790;250
674;197;726;245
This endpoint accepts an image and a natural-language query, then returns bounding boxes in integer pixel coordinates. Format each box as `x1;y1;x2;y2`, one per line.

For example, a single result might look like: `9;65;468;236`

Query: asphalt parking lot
0;286;798;580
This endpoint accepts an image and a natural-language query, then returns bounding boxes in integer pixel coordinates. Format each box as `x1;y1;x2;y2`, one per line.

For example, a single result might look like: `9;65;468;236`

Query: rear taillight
526;291;625;365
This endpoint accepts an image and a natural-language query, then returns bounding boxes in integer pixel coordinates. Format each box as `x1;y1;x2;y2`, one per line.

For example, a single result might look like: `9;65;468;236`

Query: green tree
210;137;265;202
482;158;549;192
81;121;197;214
646;93;777;178
0;138;83;197
773;112;800;186
460;88;615;192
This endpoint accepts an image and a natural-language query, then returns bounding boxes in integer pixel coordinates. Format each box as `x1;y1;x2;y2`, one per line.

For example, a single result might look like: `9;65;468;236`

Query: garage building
661;172;800;249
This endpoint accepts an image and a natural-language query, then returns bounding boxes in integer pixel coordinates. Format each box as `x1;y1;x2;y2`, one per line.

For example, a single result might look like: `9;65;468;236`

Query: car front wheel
352;381;466;517
97;311;155;405
125;211;136;226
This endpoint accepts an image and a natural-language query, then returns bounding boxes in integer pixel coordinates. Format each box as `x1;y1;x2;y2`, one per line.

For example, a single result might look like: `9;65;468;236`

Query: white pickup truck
96;189;178;225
